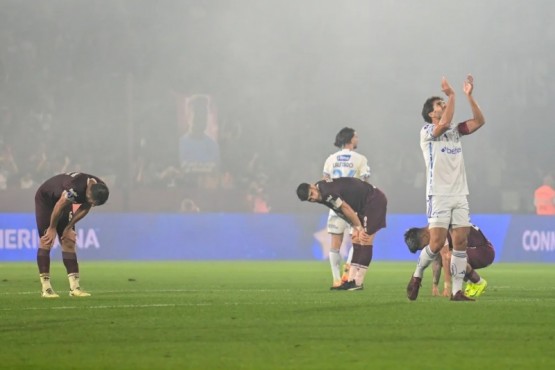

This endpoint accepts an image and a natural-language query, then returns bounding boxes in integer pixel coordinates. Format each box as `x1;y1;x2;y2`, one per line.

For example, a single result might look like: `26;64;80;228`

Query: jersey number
333;169;356;178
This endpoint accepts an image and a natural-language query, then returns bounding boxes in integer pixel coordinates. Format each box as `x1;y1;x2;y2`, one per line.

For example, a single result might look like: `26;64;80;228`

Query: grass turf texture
1;261;554;370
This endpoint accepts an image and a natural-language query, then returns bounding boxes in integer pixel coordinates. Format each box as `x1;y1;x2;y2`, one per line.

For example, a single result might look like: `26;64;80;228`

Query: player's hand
441;77;455;97
432;285;440;296
40;227;57;248
359;230;372;245
61;228;77;243
443;282;452;297
351;226;363;244
463;74;474;96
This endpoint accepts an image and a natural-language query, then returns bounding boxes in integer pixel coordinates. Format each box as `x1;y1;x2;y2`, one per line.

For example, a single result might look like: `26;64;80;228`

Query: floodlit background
1;0;554;213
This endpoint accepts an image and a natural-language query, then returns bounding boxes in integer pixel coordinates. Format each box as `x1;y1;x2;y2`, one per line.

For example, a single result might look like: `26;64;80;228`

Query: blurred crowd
1;1;553;214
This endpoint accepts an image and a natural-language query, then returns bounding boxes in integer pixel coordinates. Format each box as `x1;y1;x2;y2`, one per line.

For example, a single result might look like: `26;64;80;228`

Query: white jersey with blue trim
421;123;468;196
323;149;370;181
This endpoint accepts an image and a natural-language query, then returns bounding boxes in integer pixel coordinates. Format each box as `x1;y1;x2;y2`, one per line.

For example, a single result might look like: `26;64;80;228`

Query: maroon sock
37;249;51;274
465;269;480;283
62;252;79;274
352;244;373;267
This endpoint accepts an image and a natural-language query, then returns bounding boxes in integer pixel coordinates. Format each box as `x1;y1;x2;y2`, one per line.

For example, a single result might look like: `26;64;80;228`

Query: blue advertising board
0;213;552;262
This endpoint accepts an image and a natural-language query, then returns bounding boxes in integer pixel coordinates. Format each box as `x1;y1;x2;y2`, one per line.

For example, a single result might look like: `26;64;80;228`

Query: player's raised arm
460;74;485;134
432;77;455;137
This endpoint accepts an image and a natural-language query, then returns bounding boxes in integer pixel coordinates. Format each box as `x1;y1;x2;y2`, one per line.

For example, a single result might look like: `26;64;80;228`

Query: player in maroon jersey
296;177;387;290
404;224;494;298
35;172;109;298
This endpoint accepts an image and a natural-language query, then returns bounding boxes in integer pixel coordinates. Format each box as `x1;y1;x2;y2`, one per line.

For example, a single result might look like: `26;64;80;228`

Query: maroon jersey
447;225;495;269
35;172;105;206
314;177;387;235
34;172;105;237
315;177;375;220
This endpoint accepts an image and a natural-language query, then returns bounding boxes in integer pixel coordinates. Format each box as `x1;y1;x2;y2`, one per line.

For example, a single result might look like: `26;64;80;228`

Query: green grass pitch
1;261;554;370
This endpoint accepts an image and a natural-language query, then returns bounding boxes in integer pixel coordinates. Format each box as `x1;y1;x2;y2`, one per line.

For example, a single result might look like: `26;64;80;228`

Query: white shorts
426;195;471;229
327;211;351;234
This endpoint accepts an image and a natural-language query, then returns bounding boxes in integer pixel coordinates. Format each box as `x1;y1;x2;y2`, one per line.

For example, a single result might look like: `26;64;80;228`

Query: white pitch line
0;288;292;296
0;301;290;312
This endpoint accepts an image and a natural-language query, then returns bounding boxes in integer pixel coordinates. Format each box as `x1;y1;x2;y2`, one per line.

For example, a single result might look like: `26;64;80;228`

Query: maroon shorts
361;187;388;236
35;193;72;238
467;242;495;269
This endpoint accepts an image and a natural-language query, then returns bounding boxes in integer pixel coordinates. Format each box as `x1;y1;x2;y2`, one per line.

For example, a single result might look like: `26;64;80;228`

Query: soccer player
296;177;387;290
35;172;109;298
404;224;494;298
406;74;485;301
322;127;370;289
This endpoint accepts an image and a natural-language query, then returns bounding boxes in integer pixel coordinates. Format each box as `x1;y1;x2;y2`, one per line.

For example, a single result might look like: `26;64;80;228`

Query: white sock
354;265;368;286
348;265;359;281
413;246;437;278
39;273;53;290
451;251;467;294
68;273;80;290
329;250;342;282
346;246;354;264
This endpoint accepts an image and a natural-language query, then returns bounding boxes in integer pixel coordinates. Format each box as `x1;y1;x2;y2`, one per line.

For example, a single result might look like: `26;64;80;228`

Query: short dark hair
296;183;310;201
404;227;424;253
334;127;355;148
421;96;441;123
91;183;109;205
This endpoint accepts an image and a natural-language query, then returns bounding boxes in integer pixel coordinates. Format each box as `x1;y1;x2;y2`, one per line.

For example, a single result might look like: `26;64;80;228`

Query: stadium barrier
0;213;554;262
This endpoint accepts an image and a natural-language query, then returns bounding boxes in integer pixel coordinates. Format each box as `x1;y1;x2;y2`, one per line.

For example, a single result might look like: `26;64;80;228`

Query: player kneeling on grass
296;177;387;291
35;172;109;298
404;224;494;298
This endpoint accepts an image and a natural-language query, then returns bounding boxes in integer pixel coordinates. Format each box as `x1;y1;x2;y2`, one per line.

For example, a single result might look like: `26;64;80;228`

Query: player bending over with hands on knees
322;127;371;288
297;177;387;291
406;74;485;302
35;172;109;298
404;224;495;298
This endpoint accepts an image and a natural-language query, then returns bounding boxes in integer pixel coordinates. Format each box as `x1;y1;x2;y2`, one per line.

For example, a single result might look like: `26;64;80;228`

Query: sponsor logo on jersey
441;147;462;155
336;154;352;161
65;188;78;202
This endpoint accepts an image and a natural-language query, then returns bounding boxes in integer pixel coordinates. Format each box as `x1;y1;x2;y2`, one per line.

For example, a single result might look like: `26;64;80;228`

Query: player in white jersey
406;75;485;301
322;127;370;289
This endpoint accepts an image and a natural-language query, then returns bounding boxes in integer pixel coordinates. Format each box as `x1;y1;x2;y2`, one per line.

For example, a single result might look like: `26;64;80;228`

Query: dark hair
296;183;310;201
91;183;110;205
404;227;424;253
334;127;355;148
421;96;442;123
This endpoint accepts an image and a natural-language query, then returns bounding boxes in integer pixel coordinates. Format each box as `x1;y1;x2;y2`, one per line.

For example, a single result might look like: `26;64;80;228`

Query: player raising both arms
406;74;485;301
